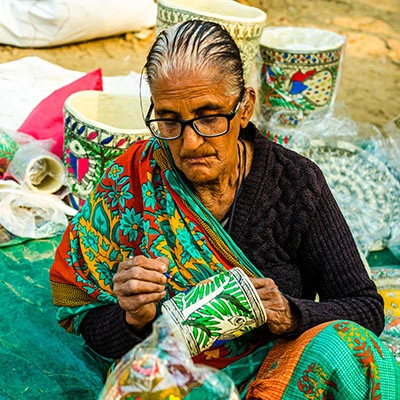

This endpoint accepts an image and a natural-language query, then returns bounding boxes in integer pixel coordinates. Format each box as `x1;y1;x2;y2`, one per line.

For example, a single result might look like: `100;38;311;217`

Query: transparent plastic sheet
0;237;111;399
381;115;400;181
0;180;76;240
299;134;400;255
0;127;49;174
99;314;240;400
6;142;67;194
251;102;359;153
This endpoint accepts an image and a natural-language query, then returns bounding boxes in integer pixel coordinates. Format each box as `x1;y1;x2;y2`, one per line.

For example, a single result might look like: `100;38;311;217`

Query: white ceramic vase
63;90;151;209
156;0;267;82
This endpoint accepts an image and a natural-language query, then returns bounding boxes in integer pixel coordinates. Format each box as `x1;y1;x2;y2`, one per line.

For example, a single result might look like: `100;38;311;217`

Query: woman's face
150;71;254;186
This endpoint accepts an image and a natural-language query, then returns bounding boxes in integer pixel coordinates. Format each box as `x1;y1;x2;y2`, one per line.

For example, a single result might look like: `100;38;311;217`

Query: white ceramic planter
156;0;267;82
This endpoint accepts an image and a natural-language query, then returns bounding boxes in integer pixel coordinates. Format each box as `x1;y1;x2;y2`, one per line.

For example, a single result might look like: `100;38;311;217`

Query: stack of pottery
63;91;151;209
156;0;267;83
257;26;346;146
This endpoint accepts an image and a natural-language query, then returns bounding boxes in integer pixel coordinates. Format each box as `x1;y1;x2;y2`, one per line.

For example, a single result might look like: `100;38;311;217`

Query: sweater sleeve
288;182;384;337
80;304;153;359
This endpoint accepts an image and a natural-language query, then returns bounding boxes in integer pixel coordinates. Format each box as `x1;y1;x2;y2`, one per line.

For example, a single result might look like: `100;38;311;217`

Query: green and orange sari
50;138;399;399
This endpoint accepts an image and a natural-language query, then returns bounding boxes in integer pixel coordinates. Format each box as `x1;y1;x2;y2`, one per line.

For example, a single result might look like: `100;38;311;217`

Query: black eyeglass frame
145;89;245;140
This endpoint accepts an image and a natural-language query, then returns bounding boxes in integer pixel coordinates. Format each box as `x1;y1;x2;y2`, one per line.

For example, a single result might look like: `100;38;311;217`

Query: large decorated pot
259;26;346;127
156;0;267;82
63;90;151;209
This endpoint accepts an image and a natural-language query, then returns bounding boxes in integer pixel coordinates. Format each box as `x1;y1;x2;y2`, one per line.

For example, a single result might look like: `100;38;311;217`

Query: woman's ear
239;87;256;128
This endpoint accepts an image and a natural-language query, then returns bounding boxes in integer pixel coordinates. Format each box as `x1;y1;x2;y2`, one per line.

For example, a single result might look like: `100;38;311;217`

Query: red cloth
18;69;103;159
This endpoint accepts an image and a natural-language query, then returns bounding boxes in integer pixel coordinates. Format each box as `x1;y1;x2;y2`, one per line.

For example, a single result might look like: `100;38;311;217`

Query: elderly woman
50;20;399;398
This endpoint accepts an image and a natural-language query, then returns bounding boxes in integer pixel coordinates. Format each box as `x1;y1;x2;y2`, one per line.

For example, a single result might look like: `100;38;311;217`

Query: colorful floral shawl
50;137;266;369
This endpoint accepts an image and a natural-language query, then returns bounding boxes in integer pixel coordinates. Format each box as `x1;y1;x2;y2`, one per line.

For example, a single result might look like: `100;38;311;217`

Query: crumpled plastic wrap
0;127;45;174
0;180;76;240
300;128;400;254
381;114;400;181
6;142;67;194
99;315;240;400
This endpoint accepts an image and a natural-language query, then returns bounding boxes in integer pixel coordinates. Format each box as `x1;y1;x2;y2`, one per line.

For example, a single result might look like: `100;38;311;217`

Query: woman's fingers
118;291;166;313
114;266;166;287
115;256;168;287
115;277;166;297
113;255;170;329
250;277;298;334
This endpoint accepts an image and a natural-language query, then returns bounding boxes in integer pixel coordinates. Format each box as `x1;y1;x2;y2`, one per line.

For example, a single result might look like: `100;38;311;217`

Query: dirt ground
0;0;399;131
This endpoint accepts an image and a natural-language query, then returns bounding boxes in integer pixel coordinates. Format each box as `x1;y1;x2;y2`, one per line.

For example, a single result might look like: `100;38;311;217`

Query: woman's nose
180;123;204;150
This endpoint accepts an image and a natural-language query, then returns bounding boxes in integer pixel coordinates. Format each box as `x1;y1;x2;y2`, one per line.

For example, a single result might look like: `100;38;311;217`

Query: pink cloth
18;69;103;158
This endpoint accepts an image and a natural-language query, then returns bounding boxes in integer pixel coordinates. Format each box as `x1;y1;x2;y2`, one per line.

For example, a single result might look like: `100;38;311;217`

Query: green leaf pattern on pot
179;272;255;351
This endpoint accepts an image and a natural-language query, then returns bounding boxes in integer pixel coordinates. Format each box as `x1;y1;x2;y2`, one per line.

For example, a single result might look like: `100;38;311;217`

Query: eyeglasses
145;90;244;140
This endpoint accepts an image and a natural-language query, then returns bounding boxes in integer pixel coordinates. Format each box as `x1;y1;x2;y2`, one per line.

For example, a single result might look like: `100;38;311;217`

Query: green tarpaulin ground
0;236;110;400
1;237;399;399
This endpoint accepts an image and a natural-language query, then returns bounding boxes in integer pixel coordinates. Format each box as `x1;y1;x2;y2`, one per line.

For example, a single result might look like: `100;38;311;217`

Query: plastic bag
301;135;400;255
6;142;66;194
381;114;400;181
0;180;76;239
0;127;45;174
99;315;239;400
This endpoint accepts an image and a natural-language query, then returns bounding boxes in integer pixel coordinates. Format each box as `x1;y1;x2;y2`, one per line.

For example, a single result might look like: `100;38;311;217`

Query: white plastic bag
6;142;66;194
0;180;76;239
0;0;157;47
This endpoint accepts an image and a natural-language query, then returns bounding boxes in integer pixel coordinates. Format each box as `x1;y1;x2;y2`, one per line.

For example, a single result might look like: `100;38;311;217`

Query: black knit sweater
80;124;384;359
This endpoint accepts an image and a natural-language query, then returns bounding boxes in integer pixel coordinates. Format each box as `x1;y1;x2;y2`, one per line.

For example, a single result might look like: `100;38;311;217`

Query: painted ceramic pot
63;90;151;209
162;267;267;357
156;0;267;82
259;26;346;127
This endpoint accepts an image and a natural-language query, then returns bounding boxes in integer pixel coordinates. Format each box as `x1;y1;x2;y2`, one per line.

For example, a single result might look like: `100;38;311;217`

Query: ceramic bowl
259;26;346;127
156;0;267;82
63;90;151;209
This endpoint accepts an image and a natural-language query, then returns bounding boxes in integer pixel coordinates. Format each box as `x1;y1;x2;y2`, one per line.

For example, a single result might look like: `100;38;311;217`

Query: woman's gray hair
144;20;245;96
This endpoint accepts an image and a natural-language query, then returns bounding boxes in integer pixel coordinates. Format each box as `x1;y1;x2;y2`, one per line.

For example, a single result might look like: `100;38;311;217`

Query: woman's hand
113;255;168;330
250;277;299;335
